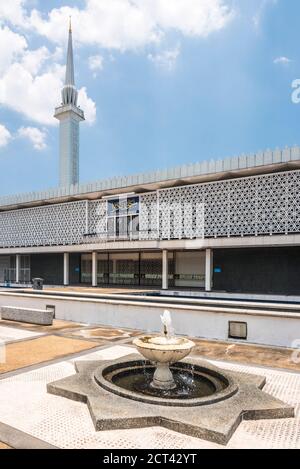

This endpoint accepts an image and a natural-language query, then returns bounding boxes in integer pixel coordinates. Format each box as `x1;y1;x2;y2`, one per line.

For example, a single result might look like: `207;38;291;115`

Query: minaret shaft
54;23;85;187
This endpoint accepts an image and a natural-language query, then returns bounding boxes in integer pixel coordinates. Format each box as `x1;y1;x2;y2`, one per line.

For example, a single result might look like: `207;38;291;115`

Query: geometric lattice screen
1;169;300;248
153;170;300;239
0;201;87;248
140;170;300;240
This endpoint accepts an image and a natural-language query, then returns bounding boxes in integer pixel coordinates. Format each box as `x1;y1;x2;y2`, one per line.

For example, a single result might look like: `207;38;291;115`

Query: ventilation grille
228;321;247;340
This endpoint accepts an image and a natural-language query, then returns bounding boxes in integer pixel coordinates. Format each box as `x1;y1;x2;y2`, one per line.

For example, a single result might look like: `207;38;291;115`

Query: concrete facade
0;30;300;296
1;160;300;292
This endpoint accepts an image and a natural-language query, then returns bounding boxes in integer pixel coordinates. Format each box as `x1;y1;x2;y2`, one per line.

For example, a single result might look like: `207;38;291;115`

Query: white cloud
28;2;158;49
274;56;292;66
0;63;97;126
0;0;27;25
0;124;11;148
78;87;97;124
144;0;234;37
148;45;180;71
89;55;103;71
21;46;51;75
0;1;233;127
0;26;27;74
18;126;47;150
88;55;104;77
0;62;65;125
28;0;234;50
0;24;96;126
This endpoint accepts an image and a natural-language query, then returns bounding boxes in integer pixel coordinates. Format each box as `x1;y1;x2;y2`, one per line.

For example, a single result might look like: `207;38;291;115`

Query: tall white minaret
54;19;85;187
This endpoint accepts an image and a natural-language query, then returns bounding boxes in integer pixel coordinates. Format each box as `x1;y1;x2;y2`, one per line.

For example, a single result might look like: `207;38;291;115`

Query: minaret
54;19;85;187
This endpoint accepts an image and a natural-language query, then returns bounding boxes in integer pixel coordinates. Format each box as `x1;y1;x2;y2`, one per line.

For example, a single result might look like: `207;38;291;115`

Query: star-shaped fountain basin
47;354;294;445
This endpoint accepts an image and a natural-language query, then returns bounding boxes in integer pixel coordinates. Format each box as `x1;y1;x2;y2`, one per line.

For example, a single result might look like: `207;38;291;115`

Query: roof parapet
0;146;300;209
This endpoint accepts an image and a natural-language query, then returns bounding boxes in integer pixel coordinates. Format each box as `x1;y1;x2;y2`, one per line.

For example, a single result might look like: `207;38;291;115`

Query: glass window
107;196;139;239
107;199;120;216
127;197;139;214
109;252;139;285
81;254;92;284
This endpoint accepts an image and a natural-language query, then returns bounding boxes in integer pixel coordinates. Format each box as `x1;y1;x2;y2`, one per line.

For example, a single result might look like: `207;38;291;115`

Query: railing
82;230;160;243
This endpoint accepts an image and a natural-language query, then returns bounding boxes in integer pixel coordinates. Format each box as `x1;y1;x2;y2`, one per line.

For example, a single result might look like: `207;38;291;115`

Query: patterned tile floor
0;325;43;344
0;318;300;448
0;345;298;449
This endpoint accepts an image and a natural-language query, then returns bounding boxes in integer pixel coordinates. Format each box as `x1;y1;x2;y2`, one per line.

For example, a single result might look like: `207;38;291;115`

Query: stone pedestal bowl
133;336;195;390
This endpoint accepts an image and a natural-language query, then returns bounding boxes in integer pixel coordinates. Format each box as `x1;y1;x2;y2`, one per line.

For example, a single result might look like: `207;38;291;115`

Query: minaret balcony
54;104;85;121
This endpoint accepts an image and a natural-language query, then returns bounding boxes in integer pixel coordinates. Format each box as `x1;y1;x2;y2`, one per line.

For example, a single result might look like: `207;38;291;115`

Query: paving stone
191;338;300;372
0;335;100;374
68;326;141;342
0;319;84;333
0;442;12;449
0;325;43;344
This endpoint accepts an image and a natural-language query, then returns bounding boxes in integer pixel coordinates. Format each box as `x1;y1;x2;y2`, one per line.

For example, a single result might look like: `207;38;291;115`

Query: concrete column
205;249;213;292
16;255;21;283
162;250;168;290
63;253;69;286
92;252;98;287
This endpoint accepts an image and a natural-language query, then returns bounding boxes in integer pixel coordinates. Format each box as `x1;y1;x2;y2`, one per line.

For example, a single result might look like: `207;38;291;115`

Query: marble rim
94;359;239;407
133;336;195;351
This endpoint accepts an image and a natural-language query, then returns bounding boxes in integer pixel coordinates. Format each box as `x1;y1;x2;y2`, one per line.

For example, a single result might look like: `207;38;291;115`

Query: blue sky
0;0;300;196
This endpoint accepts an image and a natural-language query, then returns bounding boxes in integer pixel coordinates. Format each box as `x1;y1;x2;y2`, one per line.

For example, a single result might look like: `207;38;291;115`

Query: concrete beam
1;233;300;255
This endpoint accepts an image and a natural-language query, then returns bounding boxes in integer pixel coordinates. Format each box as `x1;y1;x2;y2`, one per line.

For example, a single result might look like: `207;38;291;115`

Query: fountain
133;310;195;390
47;310;294;445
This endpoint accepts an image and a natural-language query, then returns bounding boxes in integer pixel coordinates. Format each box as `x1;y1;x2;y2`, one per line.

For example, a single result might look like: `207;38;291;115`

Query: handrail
82;230;160;243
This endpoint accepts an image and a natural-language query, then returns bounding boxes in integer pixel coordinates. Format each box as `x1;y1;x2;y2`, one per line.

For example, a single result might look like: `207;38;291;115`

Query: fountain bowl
133;336;195;364
133;335;195;390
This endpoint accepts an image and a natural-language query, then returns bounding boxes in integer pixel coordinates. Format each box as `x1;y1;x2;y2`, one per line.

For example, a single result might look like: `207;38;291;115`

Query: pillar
63;253;69;286
16;255;21;283
162;249;168;290
205;248;213;292
92;251;97;287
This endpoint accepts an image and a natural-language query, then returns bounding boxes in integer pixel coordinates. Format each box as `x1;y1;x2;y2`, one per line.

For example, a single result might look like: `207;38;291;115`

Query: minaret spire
65;17;75;86
62;18;77;106
54;21;85;187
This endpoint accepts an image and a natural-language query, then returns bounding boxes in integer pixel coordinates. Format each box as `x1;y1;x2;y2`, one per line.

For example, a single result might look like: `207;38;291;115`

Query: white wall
0;292;299;349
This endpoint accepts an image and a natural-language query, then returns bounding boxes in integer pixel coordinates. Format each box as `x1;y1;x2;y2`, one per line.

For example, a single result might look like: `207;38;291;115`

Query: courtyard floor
0;316;299;449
